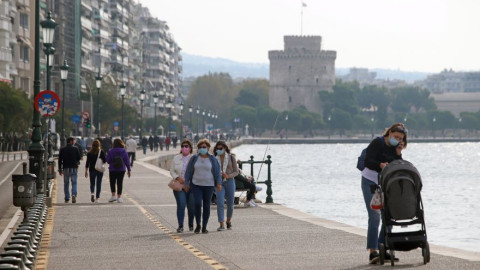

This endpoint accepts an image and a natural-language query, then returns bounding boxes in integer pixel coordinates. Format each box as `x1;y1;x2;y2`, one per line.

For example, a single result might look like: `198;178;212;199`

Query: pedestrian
153;135;159;152
141;136;148;154
165;136;171;151
148;135;154;152
102;134;113;156
106;138;131;203
85;139;106;203
361;123;407;264
159;136;164;151
172;135;178;148
126;135;137;167
184;139;222;234
58;137;81;203
170;139;195;233
235;160;261;207
213;140;239;231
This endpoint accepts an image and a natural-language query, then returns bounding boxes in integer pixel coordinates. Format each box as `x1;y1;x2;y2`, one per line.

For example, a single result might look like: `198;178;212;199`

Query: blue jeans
63;168;78;201
361;176;385;250
89;169;103;199
216;178;236;222
173;189;195;228
191;184;215;227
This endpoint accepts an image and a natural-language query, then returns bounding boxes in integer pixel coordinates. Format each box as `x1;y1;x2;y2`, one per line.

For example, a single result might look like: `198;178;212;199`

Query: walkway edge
260;204;480;262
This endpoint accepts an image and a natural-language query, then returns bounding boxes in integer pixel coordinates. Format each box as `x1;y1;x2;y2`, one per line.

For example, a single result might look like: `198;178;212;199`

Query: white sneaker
117;197;124;203
109;196;117;202
256;186;263;191
250;200;258;207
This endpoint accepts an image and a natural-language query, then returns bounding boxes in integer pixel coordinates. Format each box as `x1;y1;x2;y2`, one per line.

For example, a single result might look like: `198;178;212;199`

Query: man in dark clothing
58;137;81;203
153;135;159;152
141;136;148;154
102;134;113;156
148;135;154;152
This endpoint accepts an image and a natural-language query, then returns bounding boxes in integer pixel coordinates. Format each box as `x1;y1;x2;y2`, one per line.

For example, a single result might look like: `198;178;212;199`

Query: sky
140;0;480;73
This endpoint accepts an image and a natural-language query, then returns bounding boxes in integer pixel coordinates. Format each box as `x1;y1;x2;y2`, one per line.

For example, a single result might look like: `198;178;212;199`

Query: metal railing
239;155;273;203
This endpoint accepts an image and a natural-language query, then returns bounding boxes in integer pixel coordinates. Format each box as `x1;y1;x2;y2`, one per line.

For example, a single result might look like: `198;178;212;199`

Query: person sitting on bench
235;160;260;207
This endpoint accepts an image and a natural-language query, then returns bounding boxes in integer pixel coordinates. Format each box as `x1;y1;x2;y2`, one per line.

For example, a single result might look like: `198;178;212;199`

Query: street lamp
327;115;331;139
196;106;200;139
40;11;57;91
153;92;159;136
432;117;436;139
202;110;206;137
285;114;289;139
180;102;184;139
95;72;102;136
188;105;193;135
120;82;126;140
166;98;173;136
371;117;375;138
60;60;69;147
139;89;146;139
28;9;57;194
44;46;55;89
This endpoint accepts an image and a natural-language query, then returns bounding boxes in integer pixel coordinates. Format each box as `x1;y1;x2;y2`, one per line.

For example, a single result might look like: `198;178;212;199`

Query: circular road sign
34;90;60;117
82;111;90;120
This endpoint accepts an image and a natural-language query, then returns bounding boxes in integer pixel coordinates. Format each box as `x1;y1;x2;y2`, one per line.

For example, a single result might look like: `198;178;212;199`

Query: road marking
125;194;228;270
34;179;57;270
0;209;22;247
0;161;22;187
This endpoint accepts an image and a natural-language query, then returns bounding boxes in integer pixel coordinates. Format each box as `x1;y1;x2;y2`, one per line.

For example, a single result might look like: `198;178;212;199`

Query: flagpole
301;2;303;35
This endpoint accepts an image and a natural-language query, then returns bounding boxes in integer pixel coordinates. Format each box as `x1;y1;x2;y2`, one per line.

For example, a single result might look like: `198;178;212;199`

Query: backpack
113;155;124;169
357;137;384;171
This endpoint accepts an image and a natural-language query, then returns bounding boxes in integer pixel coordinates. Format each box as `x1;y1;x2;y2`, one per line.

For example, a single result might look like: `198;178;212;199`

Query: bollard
0;250;33;269
22;162;27;174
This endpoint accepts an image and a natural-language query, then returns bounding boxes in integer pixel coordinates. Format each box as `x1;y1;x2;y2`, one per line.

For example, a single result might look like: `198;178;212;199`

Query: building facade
268;35;336;114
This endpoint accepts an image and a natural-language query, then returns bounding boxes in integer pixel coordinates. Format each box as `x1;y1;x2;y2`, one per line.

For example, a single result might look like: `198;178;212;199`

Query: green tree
235;79;269;107
0;82;33;132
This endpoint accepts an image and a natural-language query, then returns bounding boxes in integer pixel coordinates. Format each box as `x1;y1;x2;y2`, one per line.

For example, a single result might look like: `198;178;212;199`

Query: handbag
168;179;183;192
94;150;105;172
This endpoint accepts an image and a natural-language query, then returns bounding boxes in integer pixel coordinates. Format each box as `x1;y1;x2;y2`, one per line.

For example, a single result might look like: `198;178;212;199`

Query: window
20;46;29;62
289;96;292;103
20;13;29;30
21;78;29;92
296;78;300;83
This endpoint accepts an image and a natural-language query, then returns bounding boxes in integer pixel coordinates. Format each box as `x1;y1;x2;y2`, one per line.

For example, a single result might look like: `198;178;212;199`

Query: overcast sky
140;0;480;73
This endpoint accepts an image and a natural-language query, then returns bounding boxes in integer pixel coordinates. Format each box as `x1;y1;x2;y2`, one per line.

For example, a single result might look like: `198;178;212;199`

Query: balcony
0;19;10;31
81;39;92;52
0;47;12;62
81;16;92;30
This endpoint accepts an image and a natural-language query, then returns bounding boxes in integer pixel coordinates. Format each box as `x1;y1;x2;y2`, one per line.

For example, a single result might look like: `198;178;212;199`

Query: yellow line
125;194;228;270
35;179;57;270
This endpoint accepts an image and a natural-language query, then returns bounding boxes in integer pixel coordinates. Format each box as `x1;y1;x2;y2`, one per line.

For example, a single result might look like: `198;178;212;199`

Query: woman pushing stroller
360;123;408;264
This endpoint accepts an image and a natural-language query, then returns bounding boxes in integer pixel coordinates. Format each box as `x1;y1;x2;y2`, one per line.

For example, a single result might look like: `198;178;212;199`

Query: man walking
126;135;137;167
58;137;81;203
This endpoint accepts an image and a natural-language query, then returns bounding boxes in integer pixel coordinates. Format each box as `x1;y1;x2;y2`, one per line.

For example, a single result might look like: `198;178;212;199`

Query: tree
235;79;269;108
0;82;33;133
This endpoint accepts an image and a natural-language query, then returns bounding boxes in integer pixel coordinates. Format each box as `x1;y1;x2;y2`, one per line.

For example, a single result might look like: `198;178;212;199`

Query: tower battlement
284;35;322;51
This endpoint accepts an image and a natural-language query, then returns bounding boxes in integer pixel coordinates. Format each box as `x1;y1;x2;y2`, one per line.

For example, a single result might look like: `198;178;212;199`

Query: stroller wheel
390;250;395;266
422;242;430;264
379;243;385;265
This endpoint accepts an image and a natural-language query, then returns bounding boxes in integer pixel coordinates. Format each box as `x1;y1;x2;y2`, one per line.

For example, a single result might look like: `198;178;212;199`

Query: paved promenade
2;147;480;269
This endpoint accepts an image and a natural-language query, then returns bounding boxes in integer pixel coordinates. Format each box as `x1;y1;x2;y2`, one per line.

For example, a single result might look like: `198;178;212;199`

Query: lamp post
327;115;331;139
153;92;159;136
432;117;436;139
28;9;57;194
139;89;146;139
120;82;126;140
371;117;375;138
196;106;200;138
44;46;55;90
284;114;288;139
166;98;173;136
60;60;69;148
188;105;193;135
202;110;206;137
95;72;102;136
180;102;184;139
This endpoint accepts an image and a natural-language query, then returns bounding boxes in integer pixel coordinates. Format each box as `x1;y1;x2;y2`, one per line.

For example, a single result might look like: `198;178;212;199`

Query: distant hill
181;53;430;83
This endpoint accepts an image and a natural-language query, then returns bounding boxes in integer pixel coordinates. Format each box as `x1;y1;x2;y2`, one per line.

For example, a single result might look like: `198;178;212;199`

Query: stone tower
268;36;336;114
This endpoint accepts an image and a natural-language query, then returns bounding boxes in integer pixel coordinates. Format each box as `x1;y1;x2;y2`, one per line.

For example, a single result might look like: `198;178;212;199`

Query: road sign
72;114;81;124
82;111;90;120
34;90;60;117
113;121;119;127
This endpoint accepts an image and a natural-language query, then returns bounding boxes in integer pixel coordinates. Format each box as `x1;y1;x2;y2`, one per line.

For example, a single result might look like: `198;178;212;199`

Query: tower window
296;78;300;83
316;78;319;84
289;96;292;103
288;65;291;71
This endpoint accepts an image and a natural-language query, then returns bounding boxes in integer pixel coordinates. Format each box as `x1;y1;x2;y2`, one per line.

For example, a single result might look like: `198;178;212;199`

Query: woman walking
184;139;222;234
85;139;106;203
214;141;239;231
170;139;195;233
361;123;407;264
107;138;131;203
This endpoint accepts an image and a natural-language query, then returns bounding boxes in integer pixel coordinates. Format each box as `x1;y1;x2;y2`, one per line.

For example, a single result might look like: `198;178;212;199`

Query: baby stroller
377;159;430;266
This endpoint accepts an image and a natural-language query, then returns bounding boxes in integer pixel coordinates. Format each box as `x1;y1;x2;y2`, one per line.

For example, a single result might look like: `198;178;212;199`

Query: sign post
34;90;60;196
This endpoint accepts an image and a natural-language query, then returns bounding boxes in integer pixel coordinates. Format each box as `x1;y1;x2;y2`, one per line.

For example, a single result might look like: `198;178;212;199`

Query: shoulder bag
94;150;105;172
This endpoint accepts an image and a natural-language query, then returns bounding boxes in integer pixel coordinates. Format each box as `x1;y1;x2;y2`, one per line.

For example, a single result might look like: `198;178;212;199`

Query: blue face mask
389;137;399;147
198;148;208;155
216;149;224;155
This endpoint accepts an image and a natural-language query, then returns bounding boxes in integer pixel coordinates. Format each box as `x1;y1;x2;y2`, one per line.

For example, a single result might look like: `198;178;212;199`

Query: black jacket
365;137;402;173
85;150;107;171
58;144;81;171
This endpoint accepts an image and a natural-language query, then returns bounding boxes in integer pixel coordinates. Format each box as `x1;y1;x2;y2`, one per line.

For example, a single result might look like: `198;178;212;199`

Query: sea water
233;142;480;253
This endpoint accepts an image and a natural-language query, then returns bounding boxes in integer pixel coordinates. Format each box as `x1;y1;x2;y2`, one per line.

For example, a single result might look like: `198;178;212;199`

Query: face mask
198;148;208;155
181;148;190;155
389;137;399;147
216;149;224;156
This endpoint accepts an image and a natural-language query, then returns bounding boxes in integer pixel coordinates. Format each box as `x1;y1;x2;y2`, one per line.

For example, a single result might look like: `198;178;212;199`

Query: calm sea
233;142;480;253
